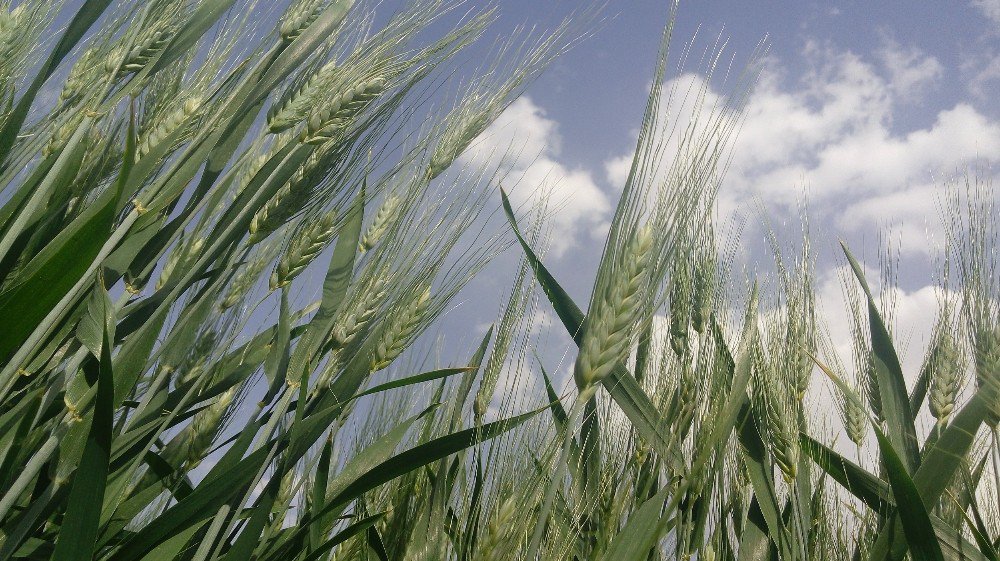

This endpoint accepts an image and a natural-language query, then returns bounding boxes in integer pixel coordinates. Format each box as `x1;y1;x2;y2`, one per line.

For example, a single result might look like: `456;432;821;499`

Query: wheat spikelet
302;77;386;145
574;226;653;389
185;388;235;467
279;0;353;43
330;277;388;349
267;61;339;133
788;315;815;400
270;211;338;289
673;362;699;434
268;469;301;534
248;147;331;244
752;343;800;483
59;48;98;105
370;286;430;371
177;331;218;387
841;387;867;447
42;113;86;158
757;387;799;484
481;495;519;560
973;326;1000;425
427;112;489;180
136;96;202;160
358;194;401;253
220;258;268;310
691;246;716;334
0;5;25;73
926;331;964;427
106;19;179;76
157;232;205;289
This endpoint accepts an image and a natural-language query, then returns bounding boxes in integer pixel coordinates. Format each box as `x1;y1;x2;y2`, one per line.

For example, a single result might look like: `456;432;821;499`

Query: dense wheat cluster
0;0;995;560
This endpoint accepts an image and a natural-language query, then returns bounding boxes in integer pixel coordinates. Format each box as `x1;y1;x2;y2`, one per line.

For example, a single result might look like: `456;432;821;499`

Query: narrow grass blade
51;290;115;561
300;513;386;561
800;434;889;512
842;242;920;473
351;367;476;401
872;425;945;561
597;486;672;561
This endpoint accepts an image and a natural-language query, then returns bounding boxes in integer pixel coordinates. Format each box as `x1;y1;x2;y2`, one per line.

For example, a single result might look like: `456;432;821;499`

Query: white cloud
704;42;1000;256
599;41;985;257
971;0;1000;25
461;97;611;257
876;35;943;102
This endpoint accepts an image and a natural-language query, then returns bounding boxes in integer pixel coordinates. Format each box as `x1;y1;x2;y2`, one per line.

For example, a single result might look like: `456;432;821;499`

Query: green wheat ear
271;210;338;290
574;225;653;390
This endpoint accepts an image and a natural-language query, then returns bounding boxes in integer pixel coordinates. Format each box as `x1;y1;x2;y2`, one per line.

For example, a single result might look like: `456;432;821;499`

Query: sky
406;0;1000;423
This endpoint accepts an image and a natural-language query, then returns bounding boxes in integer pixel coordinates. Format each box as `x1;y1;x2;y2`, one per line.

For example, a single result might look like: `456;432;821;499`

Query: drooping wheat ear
220;258;268;310
427;112;490;180
691;246;716;334
301;76;386;145
668;251;693;358
184;388;236;467
574;226;653;390
105;19;180;76
178;331;218;387
268;61;339;133
136;96;202;160
359;194;402;253
330;277;389;349
926;331;965;428
270;211;338;290
248;147;329;244
59;48;98;105
370;286;431;371
157;232;205;289
42;113;86;158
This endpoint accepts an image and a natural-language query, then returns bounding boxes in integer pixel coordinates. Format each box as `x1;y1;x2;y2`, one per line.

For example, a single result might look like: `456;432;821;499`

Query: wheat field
0;0;996;560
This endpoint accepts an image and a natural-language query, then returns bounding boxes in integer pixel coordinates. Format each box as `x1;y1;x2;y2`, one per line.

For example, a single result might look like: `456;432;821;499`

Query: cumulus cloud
461;97;611;257
689;41;1000;256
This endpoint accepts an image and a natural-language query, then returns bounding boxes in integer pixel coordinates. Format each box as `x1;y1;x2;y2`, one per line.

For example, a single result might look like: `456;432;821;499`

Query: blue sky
410;0;1000;410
